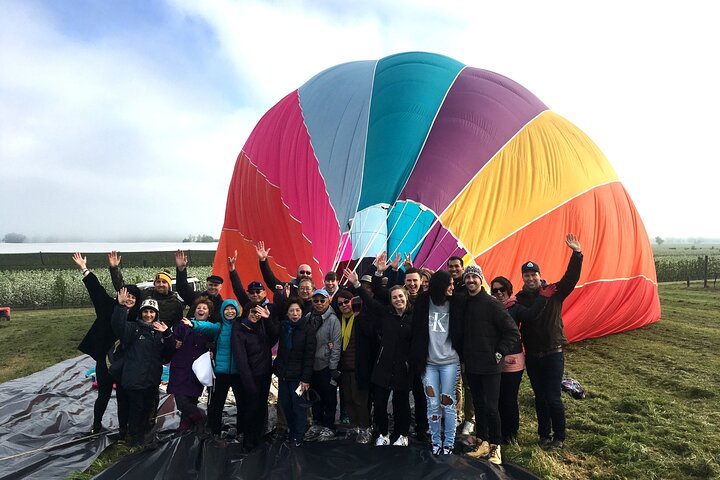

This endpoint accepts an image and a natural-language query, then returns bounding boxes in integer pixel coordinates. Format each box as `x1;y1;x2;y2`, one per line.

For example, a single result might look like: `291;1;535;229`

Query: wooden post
704;256;709;288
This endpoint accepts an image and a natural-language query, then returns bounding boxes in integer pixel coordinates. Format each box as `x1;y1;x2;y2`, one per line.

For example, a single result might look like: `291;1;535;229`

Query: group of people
74;233;583;466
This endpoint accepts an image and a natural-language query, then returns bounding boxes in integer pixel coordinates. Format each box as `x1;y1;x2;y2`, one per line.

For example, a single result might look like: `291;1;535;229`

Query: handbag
192;351;215;387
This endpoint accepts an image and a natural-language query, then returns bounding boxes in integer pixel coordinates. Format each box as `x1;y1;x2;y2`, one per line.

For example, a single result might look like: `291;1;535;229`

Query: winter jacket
231;317;279;394
306;307;341;372
259;259;302;298
168;321;212;397
273;316;316;383
111;305;174;390
461;290;520;375
78;271;138;361
409;292;465;377
111;266;185;328
355;283;413;391
516;250;583;356
176;267;223;322
192;299;240;375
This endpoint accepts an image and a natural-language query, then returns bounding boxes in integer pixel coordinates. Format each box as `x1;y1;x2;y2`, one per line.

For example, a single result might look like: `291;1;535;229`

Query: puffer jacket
306;307;341;372
192;299;240;374
111;305;174;390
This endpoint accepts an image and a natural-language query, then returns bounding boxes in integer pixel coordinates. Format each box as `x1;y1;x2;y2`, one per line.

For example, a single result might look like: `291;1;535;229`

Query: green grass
2;284;719;479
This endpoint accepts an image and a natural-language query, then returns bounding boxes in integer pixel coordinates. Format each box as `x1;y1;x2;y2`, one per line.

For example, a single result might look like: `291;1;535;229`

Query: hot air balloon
213;52;660;342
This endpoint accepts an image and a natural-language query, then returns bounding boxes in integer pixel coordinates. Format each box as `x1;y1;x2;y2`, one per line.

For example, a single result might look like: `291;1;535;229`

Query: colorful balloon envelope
214;52;660;342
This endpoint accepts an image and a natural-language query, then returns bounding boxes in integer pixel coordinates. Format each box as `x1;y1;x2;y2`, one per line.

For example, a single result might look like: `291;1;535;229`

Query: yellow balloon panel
439;111;619;256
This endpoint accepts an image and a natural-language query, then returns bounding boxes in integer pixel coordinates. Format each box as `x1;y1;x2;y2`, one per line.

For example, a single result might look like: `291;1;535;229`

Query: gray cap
462;264;484;281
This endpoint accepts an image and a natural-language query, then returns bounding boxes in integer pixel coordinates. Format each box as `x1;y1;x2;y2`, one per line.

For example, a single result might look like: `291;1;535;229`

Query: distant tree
183;234;217;243
655;236;664;245
2;232;27;243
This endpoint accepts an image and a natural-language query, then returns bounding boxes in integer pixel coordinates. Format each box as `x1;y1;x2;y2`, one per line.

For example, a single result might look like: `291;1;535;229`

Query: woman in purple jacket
168;297;214;433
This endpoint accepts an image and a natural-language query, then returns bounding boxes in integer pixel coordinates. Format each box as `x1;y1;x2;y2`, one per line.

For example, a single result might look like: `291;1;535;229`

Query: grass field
1;283;719;479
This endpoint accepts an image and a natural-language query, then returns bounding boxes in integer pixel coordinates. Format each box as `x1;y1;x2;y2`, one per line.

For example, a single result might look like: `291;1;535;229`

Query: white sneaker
303;424;322;441
356;428;372;444
460;421;475;436
488;444;502;465
375;433;390;446
392;435;409;447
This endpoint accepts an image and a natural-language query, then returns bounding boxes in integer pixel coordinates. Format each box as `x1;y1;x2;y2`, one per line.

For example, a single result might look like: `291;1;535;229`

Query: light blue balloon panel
386;201;436;261
349;205;389;260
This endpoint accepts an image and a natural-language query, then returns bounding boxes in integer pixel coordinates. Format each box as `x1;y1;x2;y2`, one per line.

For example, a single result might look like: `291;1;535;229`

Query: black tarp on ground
0;356;540;480
94;436;541;480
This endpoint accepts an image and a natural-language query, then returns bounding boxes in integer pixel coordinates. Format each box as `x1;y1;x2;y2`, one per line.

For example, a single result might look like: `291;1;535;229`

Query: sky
1;0;718;242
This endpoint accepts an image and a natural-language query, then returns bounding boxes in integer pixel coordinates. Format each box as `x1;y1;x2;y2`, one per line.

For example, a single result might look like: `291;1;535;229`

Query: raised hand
175;250;188;270
181;317;193;327
344;268;359;286
257;305;271;319
403;253;413;270
390;253;401;271
117;287;128;305
565;234;582;253
152;321;168;333
108;251;122;268
255;241;270;261
72;252;87;270
227;249;238;271
374;251;388;273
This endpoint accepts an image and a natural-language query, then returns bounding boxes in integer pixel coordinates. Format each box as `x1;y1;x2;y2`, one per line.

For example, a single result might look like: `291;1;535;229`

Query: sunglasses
248;289;264;294
337;299;351;306
491;287;507;294
312;298;327;304
299;270;312;275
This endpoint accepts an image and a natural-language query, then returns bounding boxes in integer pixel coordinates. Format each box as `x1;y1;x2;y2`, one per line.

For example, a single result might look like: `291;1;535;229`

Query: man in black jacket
516;234;583;450
462;265;520;465
255;240;313;298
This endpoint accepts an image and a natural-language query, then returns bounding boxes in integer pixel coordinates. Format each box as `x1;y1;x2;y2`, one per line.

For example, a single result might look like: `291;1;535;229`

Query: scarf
341;312;355;351
504;296;517;309
281;316;306;350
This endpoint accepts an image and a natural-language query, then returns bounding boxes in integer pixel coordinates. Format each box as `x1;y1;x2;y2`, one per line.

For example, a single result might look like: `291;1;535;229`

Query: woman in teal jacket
181;298;242;436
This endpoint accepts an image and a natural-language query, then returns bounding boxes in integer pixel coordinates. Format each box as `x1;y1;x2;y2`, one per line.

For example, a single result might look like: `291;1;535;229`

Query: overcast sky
1;0;718;241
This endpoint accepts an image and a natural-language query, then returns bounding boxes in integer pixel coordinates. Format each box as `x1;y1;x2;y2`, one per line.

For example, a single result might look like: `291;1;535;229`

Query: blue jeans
525;352;565;441
422;362;460;448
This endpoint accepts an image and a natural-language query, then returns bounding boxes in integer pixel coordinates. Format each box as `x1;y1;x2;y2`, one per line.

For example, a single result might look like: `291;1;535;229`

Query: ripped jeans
422;362;460;448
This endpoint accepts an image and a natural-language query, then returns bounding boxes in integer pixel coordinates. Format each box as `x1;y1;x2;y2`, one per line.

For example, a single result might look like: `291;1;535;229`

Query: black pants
499;370;523;441
208;373;243;435
311;368;337;429
126;387;157;446
237;374;271;450
175;394;202;427
525;352;566;441
466;372;502;445
373;384;410;437
93;359;114;429
412;375;428;432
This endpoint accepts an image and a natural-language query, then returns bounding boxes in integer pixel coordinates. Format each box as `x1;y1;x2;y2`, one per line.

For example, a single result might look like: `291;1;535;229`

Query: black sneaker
538;436;553;447
549;439;564;449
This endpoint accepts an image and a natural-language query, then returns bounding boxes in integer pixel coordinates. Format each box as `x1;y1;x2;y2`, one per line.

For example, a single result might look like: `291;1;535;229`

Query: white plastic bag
192;351;215;387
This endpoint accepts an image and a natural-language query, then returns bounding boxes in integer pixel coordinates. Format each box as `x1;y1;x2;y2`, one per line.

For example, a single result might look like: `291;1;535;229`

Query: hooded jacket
192;299;240;375
306;307;341;371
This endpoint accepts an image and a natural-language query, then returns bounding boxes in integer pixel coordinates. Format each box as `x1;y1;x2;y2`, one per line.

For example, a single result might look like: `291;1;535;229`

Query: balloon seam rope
437;109;549;221
394;65;467;199
387;208;425;259
473;179;621;257
384;201;409;254
576;274;658;288
419;227;450;267
352;206;391;273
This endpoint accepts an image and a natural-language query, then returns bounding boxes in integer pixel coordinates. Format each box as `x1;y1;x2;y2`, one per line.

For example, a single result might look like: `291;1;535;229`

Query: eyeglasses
312;298;327;304
299;270;312;275
248;289;264;294
337;299;351;306
491;287;507;294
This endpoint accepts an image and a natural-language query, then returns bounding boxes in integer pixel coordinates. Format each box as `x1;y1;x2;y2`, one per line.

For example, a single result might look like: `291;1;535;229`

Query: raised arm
555;234;584;300
73;253;114;315
227;250;251;306
344;268;386;317
108;251;125;292
175;250;198;306
110;288;135;346
256;241;282;290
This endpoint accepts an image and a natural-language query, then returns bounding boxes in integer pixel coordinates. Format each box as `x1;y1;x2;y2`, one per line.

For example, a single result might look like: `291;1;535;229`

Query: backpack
561;377;586;399
106;340;126;379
